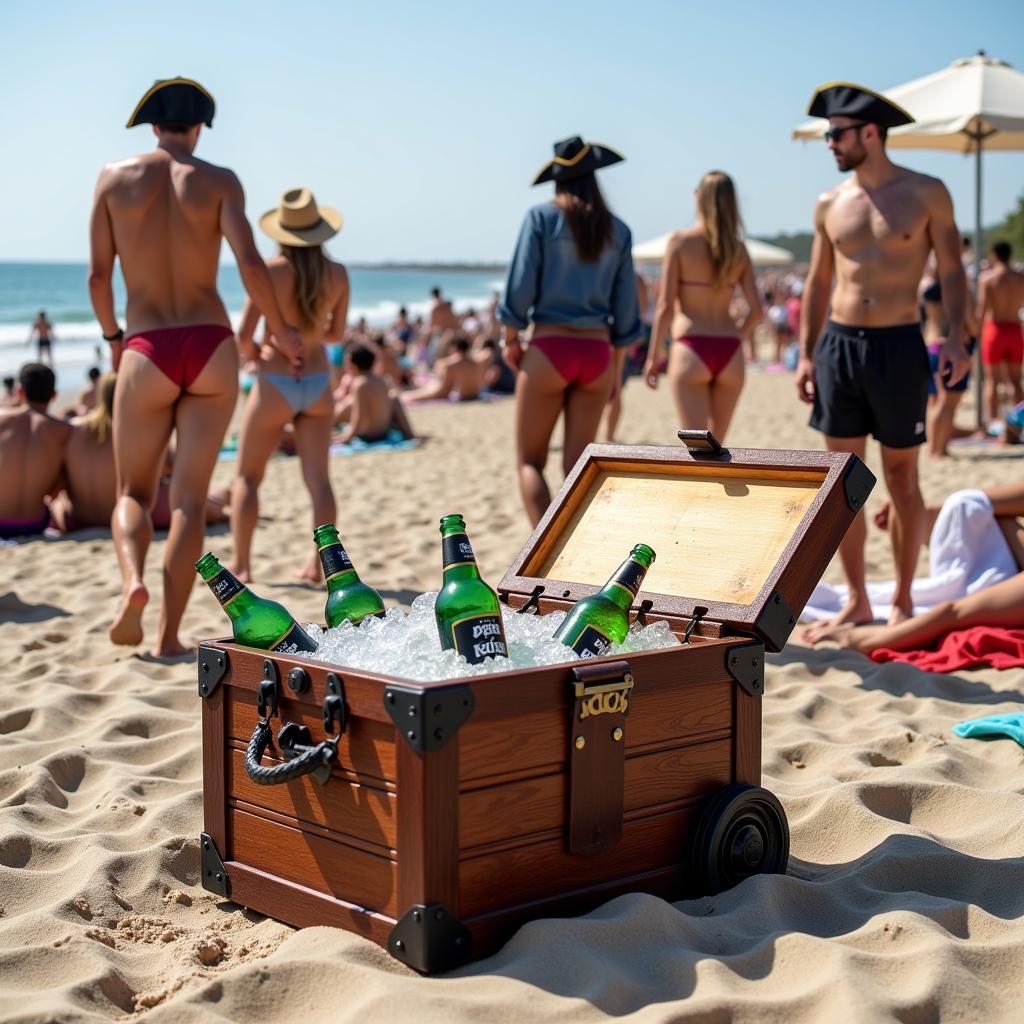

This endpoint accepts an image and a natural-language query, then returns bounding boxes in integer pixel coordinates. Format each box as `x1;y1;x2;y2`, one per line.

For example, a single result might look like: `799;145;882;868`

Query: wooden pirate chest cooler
197;434;874;973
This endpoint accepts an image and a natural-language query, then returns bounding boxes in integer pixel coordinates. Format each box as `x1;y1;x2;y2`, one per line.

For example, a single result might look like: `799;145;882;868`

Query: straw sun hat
259;188;343;247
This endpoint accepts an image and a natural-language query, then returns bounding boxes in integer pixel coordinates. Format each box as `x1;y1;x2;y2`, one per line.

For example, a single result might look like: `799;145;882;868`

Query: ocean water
0;261;505;384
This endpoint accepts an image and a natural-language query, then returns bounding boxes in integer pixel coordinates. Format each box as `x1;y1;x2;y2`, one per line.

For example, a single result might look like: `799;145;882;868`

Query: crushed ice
302;591;679;681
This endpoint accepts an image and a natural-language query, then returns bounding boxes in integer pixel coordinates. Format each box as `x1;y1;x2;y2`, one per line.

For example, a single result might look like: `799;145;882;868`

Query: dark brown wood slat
459;737;731;851
229;807;399;917
201;686;227;852
226;687;398;783
463;863;688;960
225;861;396;946
734;689;762;786
396;739;460;913
209;641;398;722
460;674;733;782
226;747;397;848
457;803;700;917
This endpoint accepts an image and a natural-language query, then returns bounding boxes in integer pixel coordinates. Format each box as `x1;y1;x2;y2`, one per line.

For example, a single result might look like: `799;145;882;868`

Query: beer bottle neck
440;531;482;581
205;567;255;622
325;568;359;593
600;557;647;611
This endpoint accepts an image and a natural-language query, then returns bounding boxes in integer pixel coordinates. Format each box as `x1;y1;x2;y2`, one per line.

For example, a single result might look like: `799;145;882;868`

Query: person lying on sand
806;571;1024;656
0;363;70;539
404;337;485;402
334;344;415;443
50;372;230;534
809;482;1024;654
804;482;1024;643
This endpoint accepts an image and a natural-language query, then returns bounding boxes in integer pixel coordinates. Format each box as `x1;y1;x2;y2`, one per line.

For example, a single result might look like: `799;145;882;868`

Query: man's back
100;148;231;334
0;406;70;519
980;264;1024;322
442;353;485;399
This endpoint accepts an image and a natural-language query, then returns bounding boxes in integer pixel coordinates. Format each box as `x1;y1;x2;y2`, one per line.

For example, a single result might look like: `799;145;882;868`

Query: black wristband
103;328;124;342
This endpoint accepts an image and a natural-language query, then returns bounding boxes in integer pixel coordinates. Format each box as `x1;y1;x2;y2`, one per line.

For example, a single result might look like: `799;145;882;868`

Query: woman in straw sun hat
230;187;350;584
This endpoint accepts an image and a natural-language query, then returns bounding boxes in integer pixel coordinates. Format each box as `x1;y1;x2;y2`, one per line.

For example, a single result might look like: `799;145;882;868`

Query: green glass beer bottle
313;524;386;628
553;543;656;658
195;552;317;653
434;514;509;665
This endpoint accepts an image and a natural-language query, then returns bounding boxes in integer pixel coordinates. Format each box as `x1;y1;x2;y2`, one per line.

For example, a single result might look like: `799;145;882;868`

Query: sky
2;0;1023;263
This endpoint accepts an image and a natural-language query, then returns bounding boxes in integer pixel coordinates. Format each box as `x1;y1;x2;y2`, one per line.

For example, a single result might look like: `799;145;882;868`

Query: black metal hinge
754;591;797;653
200;832;230;897
197;645;229;698
389;903;472;973
384;684;474;752
843;456;876;513
726;642;765;697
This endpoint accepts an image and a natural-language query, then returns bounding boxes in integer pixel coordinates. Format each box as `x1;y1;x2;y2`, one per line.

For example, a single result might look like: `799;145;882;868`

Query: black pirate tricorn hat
531;136;625;186
807;81;914;129
126;77;216;129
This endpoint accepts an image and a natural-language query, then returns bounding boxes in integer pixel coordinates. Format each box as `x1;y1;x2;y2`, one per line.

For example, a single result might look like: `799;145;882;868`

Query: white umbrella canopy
632;233;794;266
791;52;1024;150
792;51;1024;426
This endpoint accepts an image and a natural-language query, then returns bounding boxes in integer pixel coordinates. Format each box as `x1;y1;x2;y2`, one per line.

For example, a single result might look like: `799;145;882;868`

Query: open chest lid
498;433;875;652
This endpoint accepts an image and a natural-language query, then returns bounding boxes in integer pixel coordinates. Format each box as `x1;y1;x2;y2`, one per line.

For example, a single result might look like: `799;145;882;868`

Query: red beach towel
870;627;1024;672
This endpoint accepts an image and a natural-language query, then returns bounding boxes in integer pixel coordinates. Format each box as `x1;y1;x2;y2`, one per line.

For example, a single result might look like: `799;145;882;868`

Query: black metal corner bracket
754;591;797;653
389;903;472;973
726;642;765;697
843;456;876;514
197;645;229;698
200;832;230;897
383;683;475;753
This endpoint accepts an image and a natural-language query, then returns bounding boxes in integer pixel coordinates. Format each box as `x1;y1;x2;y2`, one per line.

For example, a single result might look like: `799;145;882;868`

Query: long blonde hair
696;171;744;287
281;244;327;331
83;371;116;445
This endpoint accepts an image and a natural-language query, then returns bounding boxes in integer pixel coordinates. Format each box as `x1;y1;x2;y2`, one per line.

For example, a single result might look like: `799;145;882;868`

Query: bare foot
150;638;195;660
807;622;881;653
230;563;252;584
888;604;912;626
801;594;873;644
110;582;148;646
296;558;322;585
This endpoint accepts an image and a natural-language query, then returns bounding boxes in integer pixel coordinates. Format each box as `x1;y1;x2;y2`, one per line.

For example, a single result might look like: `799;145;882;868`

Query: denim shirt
497;203;644;348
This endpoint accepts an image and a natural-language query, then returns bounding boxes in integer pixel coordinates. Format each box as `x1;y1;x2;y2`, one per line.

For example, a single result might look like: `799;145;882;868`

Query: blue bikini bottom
262;371;331;415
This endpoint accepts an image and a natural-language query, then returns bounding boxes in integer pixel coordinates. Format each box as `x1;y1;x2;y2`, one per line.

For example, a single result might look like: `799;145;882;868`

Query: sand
2;369;1023;1022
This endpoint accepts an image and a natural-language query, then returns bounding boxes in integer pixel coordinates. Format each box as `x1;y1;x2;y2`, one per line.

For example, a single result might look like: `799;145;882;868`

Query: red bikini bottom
676;335;742;380
531;335;611;387
124;323;234;389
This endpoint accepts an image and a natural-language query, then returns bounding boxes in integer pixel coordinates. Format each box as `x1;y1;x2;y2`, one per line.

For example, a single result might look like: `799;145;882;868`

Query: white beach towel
801;489;1018;623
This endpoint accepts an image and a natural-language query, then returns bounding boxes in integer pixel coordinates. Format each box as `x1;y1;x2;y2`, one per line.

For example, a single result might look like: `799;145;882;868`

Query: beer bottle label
208;569;244;608
572;623;613;659
442;533;476;568
319;542;353;581
450;613;507;664
610;558;647;600
271;623;318;654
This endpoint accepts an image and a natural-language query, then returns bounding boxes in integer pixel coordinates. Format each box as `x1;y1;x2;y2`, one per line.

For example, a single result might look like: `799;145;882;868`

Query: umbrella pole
973;131;984;430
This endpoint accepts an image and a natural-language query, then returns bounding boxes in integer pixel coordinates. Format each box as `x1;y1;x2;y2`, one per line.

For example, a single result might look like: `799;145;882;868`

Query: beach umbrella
632;233;795;266
792;51;1024;424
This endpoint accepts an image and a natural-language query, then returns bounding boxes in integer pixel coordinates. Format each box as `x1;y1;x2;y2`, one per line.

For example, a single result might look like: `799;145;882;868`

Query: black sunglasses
823;122;866;144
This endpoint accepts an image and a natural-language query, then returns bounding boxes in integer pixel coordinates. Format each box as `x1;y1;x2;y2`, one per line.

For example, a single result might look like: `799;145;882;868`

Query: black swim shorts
809;320;929;448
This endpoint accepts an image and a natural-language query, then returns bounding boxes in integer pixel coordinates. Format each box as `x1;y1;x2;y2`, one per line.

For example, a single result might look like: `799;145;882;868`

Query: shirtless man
405;336;485;402
28;312;55;367
796;83;971;641
0;363;70;538
334;344;414;443
976;240;1024;421
428;286;460;361
88;78;301;656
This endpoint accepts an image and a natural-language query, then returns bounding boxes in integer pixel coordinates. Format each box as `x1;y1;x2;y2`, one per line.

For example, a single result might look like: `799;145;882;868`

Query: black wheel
690;784;789;894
